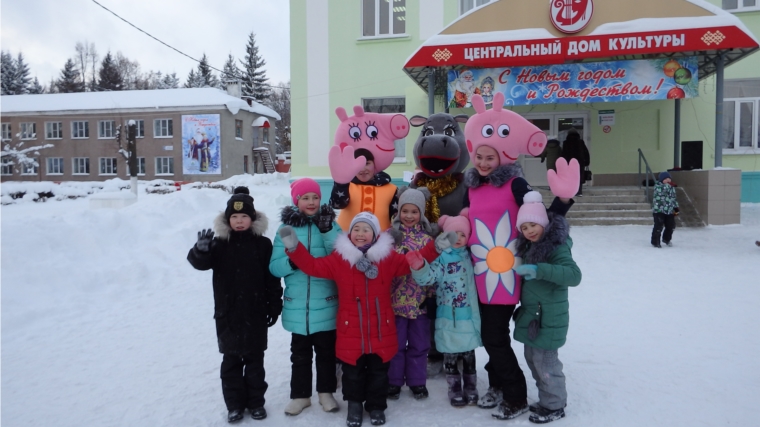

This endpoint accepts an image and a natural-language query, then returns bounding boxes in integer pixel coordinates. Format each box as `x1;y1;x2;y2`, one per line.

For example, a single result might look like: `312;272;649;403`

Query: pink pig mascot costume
461;92;579;419
328;105;410;231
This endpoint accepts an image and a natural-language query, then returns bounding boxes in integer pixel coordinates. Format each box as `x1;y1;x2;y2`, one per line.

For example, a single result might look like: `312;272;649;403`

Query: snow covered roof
404;0;759;89
0;88;281;120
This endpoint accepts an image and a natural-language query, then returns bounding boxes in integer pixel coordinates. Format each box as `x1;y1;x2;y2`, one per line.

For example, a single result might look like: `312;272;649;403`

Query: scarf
414;174;460;223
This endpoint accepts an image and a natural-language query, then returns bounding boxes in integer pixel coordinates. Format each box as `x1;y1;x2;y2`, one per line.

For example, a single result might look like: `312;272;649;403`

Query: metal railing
637;148;657;205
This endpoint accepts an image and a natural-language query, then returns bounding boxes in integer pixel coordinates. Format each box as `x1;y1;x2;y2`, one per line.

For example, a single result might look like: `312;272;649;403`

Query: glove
389;228;404;245
288;259;299;271
317;205;336;233
195;229;215;252
266;313;279;327
435;231;458;253
405;251;425;270
279;226;299;252
674;207;680;216
547;158;581;199
514;264;538;280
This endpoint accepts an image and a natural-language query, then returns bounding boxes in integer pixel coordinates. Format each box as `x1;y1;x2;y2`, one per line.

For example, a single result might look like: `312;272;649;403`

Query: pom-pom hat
516;191;549;231
438;211;471;241
225;186;256;222
290;178;322;205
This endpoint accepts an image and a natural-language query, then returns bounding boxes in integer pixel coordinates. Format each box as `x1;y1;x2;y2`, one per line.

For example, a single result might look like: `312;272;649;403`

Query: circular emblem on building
603;125;611;133
550;0;594;34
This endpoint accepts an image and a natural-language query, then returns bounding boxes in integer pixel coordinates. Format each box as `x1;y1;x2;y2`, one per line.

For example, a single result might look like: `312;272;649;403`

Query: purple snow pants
388;314;430;387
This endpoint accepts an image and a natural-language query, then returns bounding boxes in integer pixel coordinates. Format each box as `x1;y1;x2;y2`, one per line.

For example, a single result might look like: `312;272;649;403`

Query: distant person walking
561;129;589;196
540;137;563;172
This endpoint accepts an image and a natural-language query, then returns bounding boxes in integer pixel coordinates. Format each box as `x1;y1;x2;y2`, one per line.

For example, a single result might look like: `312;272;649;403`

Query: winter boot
346;401;363;427
665;241;673;247
462;373;479;405
477;387;503;409
284;398;311;416
227;409;244;423
492;399;529;420
427;358;443;377
446;374;466;407
250;407;267;420
387;385;401;400
369;409;386;425
409;385;429;400
318;393;339;412
529;406;566;424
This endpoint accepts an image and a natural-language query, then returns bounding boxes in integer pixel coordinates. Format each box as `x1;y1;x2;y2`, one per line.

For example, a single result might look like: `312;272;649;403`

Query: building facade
1;88;280;182
289;0;759;201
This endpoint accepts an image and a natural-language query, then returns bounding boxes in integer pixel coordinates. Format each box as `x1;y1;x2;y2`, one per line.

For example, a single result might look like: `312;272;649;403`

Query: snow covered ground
2;174;759;427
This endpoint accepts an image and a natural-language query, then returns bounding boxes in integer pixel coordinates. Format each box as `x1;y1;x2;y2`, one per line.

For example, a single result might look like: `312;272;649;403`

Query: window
154;119;173;137
460;0;492;14
99;157;118;175
362;0;405;38
21;160;38;175
236;120;243;139
20;122;36;139
1;123;11;141
722;97;760;153
71;121;89;139
135;120;145;138
137;157;146;175
98;120;116;139
46;157;64;175
263;128;269;144
73;157;90;175
1;162;12;175
155;157;174;175
362;97;407;160
722;0;759;11
45;122;63;139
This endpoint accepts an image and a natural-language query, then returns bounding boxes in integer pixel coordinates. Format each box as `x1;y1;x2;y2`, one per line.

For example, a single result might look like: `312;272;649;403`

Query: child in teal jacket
513;191;581;424
269;178;342;415
412;212;482;407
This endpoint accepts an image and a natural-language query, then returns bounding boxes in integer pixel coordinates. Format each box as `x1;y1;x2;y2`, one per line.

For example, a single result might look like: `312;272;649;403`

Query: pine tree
184;69;204;88
162;72;180;89
239;32;271;103
1;51;16;95
9;53;31;95
29;77;44;94
47;77;58;94
221;53;241;89
269;81;291;151
55;59;84;93
197;54;219;88
97;51;124;91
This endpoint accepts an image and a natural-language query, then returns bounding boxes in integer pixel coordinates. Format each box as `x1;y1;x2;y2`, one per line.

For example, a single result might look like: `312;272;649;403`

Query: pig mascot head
333;105;410;172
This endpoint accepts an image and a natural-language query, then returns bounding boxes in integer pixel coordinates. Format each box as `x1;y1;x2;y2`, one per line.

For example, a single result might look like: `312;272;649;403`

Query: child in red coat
279;212;456;427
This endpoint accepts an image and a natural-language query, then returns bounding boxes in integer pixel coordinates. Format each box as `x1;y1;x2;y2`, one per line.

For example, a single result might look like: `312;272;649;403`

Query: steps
535;186;704;227
253;148;276;173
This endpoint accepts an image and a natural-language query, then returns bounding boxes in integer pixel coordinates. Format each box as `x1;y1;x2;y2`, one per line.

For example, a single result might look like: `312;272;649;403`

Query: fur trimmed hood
213;210;269;240
464;163;524;189
516;212;570;264
279;204;335;227
333;231;395;267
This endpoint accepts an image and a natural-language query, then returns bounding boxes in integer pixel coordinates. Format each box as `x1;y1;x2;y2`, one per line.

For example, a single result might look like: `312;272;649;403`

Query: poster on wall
182;114;221;175
447;57;699;108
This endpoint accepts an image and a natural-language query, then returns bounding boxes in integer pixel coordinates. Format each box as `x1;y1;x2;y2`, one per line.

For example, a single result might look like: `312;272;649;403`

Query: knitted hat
349;212;381;242
225;186;256;222
516;191;549;231
290;178;321;205
659;171;672;182
393;187;433;232
438;212;471;241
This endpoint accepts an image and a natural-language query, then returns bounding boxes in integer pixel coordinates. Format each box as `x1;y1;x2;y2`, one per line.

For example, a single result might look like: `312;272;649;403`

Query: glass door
521;112;589;187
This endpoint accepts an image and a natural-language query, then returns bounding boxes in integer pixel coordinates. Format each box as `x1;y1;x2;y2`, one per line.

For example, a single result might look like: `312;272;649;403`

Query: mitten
435;231;458;253
515;264;538;280
266;312;279;327
317;205;336;233
674;207;680;216
328;145;367;184
405;251;425;270
288;259;299;271
389;228;404;245
195;229;215;252
279;226;299;252
547;158;580;199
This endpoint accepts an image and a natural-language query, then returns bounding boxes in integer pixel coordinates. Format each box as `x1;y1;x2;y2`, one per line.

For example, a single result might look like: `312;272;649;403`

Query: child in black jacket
187;187;283;423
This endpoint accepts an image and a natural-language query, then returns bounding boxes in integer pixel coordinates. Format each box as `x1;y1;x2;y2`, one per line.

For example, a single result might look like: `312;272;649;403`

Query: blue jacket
269;205;341;335
413;246;482;353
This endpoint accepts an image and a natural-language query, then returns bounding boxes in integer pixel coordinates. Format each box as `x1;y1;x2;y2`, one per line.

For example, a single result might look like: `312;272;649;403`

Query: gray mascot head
409;113;469;178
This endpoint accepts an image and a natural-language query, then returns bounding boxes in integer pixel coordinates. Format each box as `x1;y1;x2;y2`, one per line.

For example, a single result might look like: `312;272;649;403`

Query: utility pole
127;120;138;196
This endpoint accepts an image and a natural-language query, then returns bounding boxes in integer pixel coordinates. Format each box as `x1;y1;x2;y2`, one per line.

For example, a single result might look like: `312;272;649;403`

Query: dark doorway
244;155;249;174
681;141;703;170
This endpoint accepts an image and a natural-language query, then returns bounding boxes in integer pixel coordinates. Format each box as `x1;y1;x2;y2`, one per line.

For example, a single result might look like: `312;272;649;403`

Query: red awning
404;0;758;91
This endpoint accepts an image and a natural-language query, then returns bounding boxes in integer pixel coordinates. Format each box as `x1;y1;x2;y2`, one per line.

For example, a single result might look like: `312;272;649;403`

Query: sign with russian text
446;57;698;107
182;114;221;175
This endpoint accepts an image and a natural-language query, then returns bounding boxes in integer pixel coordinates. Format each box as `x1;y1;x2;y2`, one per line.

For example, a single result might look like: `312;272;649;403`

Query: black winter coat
187;211;283;355
562;132;590;167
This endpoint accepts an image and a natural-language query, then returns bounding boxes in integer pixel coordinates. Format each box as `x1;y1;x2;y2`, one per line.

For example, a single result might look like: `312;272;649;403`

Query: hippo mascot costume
328;105;410;231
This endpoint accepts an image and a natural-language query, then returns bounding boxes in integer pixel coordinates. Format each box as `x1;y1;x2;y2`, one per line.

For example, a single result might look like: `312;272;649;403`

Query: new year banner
182;114;221;175
447;57;698;108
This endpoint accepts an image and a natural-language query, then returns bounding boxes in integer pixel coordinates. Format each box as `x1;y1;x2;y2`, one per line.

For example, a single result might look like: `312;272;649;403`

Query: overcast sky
1;0;290;89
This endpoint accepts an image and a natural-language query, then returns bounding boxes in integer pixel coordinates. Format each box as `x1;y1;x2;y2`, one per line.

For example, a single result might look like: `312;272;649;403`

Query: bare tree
115;52;141;90
269;81;291;151
89;46;99;91
74;41;96;90
1;133;53;174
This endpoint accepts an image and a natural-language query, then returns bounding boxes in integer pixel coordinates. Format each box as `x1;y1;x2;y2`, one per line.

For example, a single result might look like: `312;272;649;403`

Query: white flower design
470;211;522;302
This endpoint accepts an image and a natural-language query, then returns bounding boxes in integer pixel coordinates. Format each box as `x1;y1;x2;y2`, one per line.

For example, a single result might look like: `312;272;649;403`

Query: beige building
0;87;280;182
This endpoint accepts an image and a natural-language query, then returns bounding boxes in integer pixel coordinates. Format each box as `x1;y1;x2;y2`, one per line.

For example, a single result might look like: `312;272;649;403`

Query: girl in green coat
513;191;581;424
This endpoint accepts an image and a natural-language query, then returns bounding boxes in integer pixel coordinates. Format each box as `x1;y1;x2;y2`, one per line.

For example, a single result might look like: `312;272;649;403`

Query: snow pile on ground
1;176;758;427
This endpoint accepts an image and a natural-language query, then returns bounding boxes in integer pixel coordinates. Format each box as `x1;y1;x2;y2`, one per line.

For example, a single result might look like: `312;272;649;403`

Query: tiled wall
670;169;741;225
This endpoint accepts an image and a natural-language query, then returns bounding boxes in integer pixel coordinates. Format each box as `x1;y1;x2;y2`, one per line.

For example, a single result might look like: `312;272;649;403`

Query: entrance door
521;113;589;187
